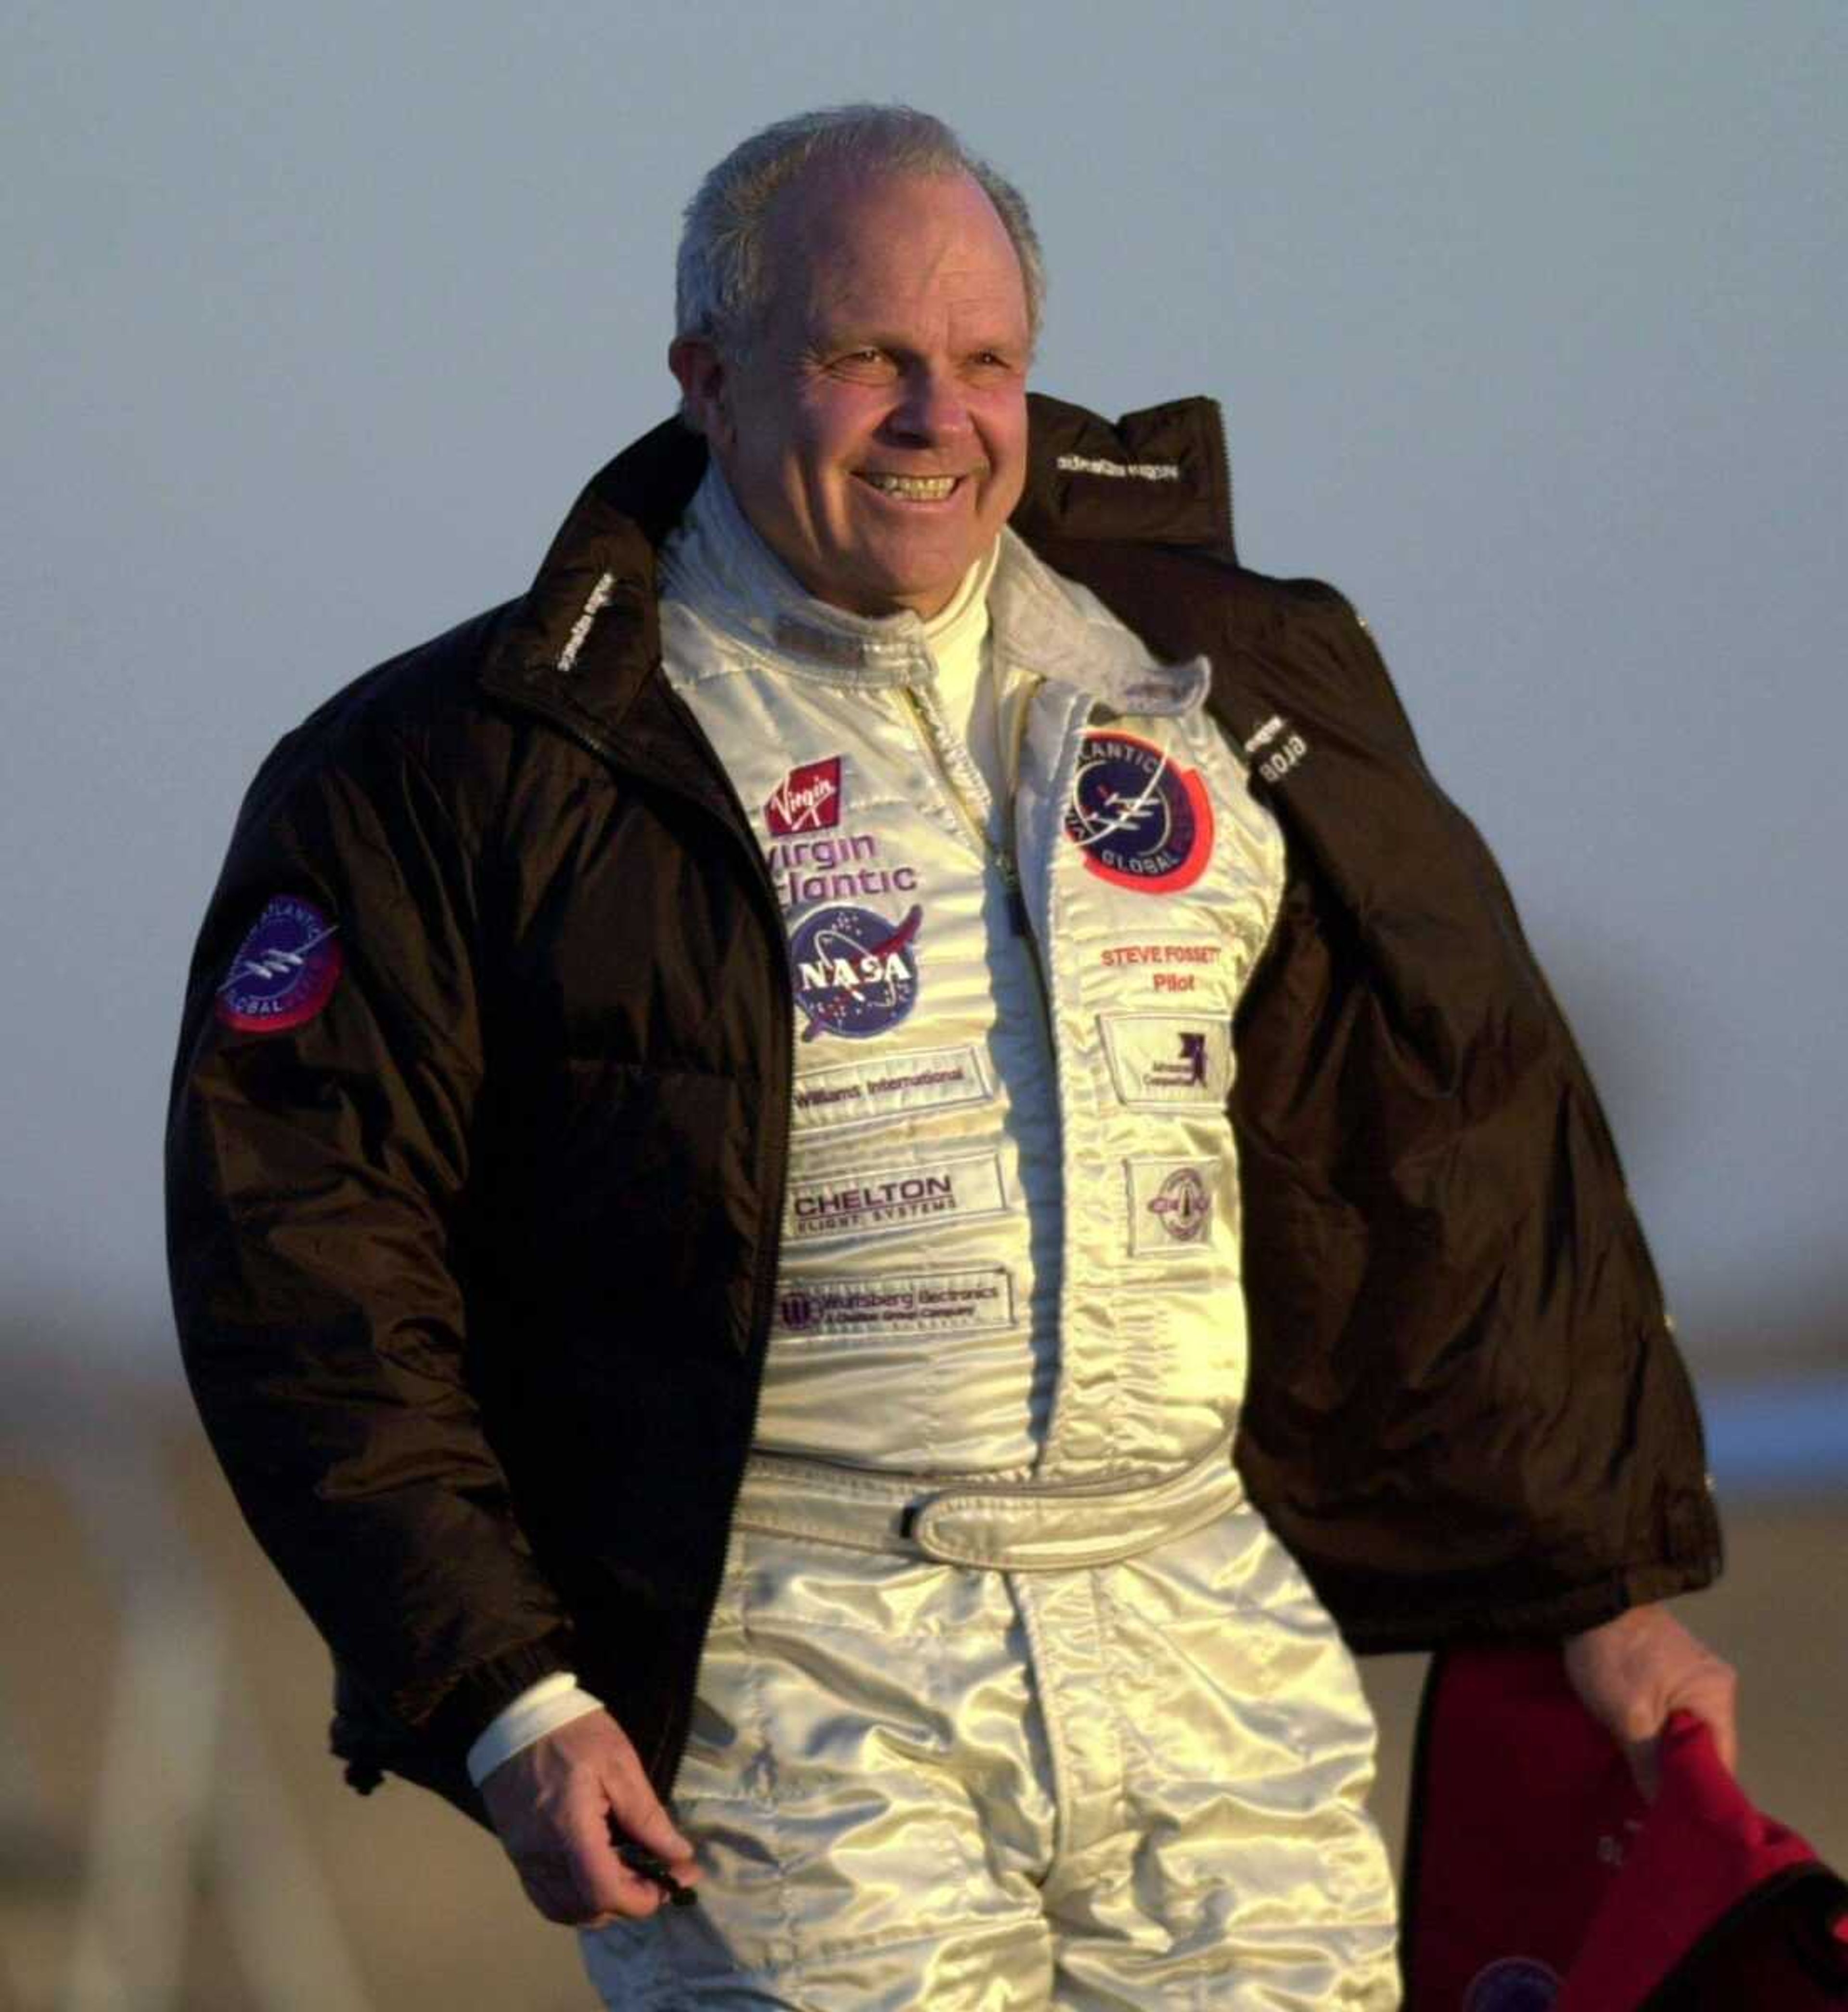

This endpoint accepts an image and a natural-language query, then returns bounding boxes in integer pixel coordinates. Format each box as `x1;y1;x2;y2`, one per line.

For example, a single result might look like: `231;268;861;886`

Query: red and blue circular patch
1064;730;1214;893
215;895;344;1033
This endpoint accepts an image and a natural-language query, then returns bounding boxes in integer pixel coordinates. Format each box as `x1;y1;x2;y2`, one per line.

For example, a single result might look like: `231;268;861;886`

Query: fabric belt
731;1435;1244;1570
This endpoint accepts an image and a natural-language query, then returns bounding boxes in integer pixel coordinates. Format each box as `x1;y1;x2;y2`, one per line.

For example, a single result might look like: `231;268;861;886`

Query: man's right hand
478;1708;701;1926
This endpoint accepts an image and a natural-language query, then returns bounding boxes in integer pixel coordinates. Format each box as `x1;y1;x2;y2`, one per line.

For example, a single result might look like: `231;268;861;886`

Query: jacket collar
478;394;1234;741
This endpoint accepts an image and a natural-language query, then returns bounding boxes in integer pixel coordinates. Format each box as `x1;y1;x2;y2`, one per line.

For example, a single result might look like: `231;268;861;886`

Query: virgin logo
766;756;843;835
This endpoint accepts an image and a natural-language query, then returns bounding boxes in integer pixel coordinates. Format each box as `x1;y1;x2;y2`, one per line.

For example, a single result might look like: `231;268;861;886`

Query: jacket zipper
1203;397;1236;556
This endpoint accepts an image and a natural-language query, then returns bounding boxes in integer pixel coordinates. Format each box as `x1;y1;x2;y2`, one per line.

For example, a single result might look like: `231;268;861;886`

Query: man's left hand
1562;1603;1738;1799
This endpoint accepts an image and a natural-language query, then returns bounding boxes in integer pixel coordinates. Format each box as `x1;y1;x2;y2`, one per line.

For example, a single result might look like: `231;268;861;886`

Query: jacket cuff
424;1632;578;1753
1343;1550;1725;1655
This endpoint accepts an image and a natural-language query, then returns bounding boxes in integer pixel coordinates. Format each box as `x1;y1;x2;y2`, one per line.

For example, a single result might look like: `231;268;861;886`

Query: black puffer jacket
167;395;1720;1819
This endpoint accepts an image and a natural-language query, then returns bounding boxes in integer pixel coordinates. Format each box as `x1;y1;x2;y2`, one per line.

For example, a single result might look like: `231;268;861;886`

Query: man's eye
831;348;894;380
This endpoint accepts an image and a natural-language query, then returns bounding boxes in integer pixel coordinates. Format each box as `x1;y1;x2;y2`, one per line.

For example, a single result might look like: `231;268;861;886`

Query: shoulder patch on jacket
216;895;344;1033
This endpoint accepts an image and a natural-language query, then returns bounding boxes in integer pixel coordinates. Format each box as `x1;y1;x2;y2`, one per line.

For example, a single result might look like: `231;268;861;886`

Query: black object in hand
614;1835;700;1908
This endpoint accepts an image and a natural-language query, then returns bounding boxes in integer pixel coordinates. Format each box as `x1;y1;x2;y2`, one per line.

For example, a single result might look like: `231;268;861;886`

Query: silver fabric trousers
581;1449;1399;2010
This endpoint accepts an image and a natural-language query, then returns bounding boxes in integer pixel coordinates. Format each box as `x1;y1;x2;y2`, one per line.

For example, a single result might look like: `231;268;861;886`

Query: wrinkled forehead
760;164;1029;336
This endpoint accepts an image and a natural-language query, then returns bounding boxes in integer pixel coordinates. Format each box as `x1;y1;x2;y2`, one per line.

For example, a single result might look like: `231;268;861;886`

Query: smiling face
670;167;1033;619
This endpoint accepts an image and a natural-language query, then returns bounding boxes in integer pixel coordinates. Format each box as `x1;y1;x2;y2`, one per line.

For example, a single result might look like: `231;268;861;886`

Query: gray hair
675;103;1046;357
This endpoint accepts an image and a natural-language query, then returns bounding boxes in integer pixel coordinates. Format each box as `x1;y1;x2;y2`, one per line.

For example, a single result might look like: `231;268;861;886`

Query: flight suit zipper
896;680;1058;1058
898;683;1036;934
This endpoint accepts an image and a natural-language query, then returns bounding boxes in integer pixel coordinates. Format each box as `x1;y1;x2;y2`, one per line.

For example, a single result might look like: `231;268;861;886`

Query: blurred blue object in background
1705;1375;1848;1496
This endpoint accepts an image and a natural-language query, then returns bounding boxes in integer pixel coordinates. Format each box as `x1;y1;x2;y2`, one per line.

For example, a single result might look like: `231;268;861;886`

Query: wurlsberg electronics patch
775;1268;1015;1342
784;1150;1008;1246
1063;730;1215;893
1125;1158;1220;1257
790;1042;993;1135
789;902;922;1041
1098;1014;1232;1108
765;755;844;836
215;896;343;1033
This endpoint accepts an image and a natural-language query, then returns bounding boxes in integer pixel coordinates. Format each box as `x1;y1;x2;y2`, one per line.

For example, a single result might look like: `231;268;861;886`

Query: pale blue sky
5;2;1844;1389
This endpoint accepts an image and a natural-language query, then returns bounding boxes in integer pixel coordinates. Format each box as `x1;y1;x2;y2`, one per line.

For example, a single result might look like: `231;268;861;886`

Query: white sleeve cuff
465;1671;605;1787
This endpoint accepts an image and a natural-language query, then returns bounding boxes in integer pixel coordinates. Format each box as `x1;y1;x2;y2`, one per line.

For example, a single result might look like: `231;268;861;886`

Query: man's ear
668;337;730;446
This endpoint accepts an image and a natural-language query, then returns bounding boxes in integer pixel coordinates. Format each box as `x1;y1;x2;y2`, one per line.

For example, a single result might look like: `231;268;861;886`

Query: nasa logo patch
216;895;343;1033
1462;1957;1562;2012
1064;731;1214;892
766;756;844;835
789;902;922;1042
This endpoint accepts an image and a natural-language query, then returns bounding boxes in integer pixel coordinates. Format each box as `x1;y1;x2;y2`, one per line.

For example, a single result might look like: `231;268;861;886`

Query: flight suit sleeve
166;705;573;1748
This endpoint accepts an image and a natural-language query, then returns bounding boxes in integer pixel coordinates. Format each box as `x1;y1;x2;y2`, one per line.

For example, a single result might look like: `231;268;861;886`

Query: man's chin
839;572;969;620
826;537;995;620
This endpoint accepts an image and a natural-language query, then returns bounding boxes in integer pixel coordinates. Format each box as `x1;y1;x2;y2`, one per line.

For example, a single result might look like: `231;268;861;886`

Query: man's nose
888;367;972;444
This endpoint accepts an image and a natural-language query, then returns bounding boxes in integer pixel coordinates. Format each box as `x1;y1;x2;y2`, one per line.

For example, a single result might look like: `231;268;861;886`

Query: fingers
513;1825;675;1925
1626;1615;1740;1779
480;1707;701;1926
1562;1603;1741;1798
1680;1653;1741;1775
1620;1730;1663;1802
512;1844;633;1927
602;1762;701;1905
607;1795;698;1883
612;1835;701;1909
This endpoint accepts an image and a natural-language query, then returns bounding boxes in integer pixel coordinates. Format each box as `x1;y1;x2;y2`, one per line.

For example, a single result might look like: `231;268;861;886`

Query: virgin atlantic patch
1063;730;1214;893
215;895;343;1033
766;755;844;835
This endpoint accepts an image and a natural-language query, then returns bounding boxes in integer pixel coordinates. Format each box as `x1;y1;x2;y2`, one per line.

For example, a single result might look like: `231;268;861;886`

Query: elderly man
169;107;1734;2009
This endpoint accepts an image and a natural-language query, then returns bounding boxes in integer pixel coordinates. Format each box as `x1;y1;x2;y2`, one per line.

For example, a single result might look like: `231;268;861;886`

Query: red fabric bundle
1400;1644;1848;2008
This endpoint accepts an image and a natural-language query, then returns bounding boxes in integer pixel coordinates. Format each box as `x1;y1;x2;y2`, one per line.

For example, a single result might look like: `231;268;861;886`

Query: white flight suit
580;468;1399;2010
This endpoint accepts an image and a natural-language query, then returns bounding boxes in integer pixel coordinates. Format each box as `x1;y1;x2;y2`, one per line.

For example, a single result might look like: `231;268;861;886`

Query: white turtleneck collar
661;461;994;683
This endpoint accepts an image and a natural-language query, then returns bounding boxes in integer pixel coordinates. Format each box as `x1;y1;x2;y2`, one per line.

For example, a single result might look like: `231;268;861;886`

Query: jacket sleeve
1222;585;1724;1650
166;699;573;1749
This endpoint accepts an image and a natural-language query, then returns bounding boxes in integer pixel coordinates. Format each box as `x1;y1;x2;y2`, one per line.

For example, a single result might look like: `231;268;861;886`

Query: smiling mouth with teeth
858;474;962;501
